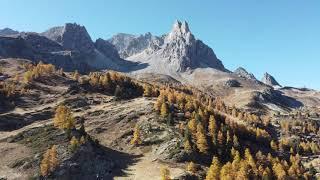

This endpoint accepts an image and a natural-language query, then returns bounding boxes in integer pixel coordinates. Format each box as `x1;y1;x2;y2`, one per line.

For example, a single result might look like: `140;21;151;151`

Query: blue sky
1;0;319;89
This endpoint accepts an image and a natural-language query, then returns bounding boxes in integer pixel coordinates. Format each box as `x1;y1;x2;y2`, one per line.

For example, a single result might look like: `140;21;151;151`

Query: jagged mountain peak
234;67;257;81
109;32;161;58
262;72;281;87
172;20;190;34
114;20;226;73
41;23;95;54
165;20;194;44
159;20;224;72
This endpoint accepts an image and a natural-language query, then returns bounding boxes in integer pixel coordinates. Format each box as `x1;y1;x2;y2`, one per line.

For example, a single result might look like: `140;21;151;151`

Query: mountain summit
161;20;225;71
41;23;95;54
115;20;225;74
234;67;257;81
261;72;281;87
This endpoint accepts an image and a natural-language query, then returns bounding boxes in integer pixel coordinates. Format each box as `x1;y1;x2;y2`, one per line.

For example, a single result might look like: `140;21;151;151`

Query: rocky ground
0;60;190;180
1;58;320;179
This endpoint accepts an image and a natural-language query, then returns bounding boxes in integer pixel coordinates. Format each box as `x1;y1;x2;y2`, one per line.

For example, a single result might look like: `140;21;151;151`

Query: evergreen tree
272;163;287;180
40;145;59;177
236;161;249;180
262;167;271;180
53;105;75;132
70;136;80;152
220;162;233;180
217;130;225;146
160;102;169;118
196;123;208;154
143;85;152;97
184;127;192;152
131;124;142;145
232;150;241;171
206;157;221;180
49;145;58;172
208;115;217;138
40;150;50;176
233;135;240;149
188;118;198;139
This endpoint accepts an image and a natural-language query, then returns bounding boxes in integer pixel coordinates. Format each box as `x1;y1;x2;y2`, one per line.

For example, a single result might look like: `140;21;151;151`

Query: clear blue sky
1;0;319;89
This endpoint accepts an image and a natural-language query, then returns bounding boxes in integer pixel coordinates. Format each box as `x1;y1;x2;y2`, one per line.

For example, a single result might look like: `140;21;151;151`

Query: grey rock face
162;22;220;71
0;36;35;59
109;32;163;58
0;23;126;72
159;20;225;71
19;32;64;52
261;72;281;86
0;35;91;72
119;20;225;73
224;79;241;87
234;67;257;81
94;38;120;60
42;23;95;54
0;28;19;36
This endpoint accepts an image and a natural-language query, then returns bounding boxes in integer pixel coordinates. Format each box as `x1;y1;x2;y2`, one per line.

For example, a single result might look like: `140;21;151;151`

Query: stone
261;72;281;87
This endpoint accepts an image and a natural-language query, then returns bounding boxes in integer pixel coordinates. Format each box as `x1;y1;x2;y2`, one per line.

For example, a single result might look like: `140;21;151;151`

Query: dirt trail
114;153;185;180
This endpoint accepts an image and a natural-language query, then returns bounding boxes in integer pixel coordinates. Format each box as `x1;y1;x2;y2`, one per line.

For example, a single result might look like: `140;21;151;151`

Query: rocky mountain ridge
111;21;225;73
41;23;96;54
1;21;319;113
0;23;127;72
0;28;19;36
109;32;164;59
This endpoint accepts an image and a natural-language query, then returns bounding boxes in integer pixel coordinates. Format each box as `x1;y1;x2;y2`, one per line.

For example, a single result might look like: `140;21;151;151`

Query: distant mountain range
0;21;225;74
1;21;319;112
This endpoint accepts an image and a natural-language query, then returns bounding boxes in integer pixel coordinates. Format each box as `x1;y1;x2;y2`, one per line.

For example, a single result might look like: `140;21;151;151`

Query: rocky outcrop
159;20;225;72
0;28;19;36
261;72;281;87
0;35;91;72
224;79;241;87
42;23;95;54
0;36;35;59
19;32;64;52
109;32;163;58
234;67;257;81
94;38;120;60
0;23;128;72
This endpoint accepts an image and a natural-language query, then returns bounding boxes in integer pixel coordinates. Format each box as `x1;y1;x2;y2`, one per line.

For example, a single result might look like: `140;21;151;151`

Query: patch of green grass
11;125;68;153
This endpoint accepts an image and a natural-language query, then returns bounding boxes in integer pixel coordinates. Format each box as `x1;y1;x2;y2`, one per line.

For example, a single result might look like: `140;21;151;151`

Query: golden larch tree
40;150;50;176
40;145;59;177
70;136;80;152
208;115;217;138
160;102;169;118
206;157;221;180
131;124;142;145
196;123;208;154
188;118;198;138
53;105;75;131
220;162;233;180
